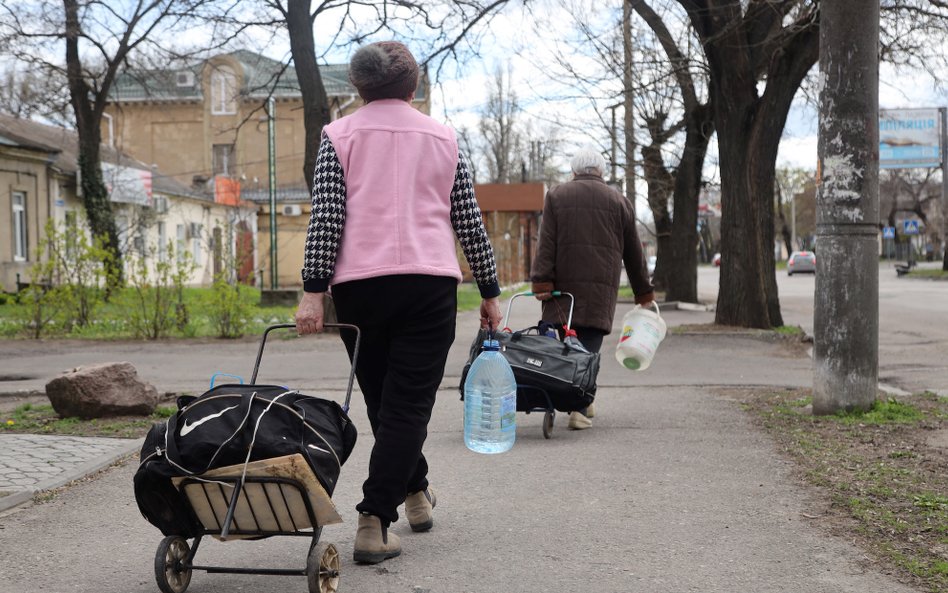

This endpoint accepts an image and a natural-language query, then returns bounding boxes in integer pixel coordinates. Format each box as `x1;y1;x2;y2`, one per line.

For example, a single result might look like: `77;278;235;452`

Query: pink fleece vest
323;99;462;286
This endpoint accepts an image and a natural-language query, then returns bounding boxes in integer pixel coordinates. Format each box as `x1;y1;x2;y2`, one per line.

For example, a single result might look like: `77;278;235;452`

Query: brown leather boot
405;487;437;532
353;513;401;564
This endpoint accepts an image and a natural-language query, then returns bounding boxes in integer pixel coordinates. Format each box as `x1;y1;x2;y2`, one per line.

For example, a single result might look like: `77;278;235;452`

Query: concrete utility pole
813;1;880;414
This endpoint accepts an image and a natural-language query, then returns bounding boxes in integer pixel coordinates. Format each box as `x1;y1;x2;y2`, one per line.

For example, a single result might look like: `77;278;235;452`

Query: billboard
879;108;942;169
102;162;153;206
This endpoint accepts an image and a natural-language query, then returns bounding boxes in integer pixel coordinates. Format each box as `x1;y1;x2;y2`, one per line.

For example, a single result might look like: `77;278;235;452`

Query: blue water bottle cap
481;339;501;351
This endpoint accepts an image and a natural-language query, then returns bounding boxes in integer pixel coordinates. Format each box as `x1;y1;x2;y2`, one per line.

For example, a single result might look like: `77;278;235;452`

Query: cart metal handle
502;291;574;331
250;323;360;412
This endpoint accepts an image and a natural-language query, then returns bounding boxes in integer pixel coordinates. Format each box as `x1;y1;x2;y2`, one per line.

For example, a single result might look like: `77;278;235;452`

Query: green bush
207;273;255;338
122;242;195;339
18;218;113;338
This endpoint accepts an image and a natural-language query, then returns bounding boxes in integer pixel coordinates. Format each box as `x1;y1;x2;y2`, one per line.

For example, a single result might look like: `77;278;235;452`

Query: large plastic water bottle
464;338;517;454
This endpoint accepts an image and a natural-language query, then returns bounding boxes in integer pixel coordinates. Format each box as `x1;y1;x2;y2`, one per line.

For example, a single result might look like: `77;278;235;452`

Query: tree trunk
749;120;784;328
641;142;673;292
665;103;712;303
287;0;331;193
712;87;772;328
779;220;793;259
64;0;122;285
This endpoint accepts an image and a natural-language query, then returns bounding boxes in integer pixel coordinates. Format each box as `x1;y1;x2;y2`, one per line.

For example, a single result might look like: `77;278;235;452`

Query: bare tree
0;67;72;124
1;0;242;283
880;168;943;251
479;64;523;183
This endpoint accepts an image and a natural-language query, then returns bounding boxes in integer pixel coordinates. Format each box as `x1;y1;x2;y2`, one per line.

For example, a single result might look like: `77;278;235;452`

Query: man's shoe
568;411;592;430
405;487;437;532
585;403;596;418
353;514;401;564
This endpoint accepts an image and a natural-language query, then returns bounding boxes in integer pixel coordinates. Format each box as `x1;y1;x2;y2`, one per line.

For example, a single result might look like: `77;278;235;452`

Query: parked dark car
787;251;816;275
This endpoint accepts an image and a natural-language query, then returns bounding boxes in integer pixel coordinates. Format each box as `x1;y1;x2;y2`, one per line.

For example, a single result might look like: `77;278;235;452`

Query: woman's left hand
480;297;503;330
295;292;325;335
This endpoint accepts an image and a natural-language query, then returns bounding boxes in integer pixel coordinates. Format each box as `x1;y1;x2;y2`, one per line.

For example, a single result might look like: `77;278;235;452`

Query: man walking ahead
531;146;654;430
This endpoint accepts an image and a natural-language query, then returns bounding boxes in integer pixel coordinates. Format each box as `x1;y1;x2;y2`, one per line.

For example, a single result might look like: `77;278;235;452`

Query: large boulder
46;362;159;419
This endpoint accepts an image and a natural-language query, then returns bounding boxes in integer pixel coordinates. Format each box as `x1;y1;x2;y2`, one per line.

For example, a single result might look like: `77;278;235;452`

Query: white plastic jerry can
615;302;667;371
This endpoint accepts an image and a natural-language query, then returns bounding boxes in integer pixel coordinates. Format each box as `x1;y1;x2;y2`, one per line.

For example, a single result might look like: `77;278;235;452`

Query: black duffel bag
134;323;360;537
135;384;357;537
459;326;600;413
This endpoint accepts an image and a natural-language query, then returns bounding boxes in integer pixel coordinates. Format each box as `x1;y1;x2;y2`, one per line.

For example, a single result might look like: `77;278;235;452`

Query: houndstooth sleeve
451;152;500;298
301;136;346;293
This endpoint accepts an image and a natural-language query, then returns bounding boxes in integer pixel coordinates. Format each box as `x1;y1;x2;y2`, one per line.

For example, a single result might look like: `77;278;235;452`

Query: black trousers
572;326;606;355
554;325;606;407
331;274;457;526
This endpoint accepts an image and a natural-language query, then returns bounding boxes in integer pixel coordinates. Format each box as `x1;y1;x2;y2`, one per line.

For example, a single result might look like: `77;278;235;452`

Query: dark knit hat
348;41;419;102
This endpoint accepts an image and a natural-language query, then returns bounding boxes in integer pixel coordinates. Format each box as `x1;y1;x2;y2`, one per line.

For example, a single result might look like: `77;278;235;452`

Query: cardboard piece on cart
173;454;342;539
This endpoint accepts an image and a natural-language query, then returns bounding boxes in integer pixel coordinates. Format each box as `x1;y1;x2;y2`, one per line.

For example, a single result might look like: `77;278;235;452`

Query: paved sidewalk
0;434;142;512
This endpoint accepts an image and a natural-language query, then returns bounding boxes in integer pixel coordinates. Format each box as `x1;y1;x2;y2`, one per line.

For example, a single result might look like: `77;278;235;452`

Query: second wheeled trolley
460;291;601;439
147;323;359;593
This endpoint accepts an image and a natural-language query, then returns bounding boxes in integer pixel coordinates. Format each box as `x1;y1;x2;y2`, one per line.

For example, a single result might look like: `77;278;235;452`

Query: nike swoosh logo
180;404;239;437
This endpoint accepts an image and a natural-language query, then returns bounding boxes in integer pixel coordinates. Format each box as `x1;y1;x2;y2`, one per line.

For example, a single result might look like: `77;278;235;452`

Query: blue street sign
883;226;895;239
903;220;920;235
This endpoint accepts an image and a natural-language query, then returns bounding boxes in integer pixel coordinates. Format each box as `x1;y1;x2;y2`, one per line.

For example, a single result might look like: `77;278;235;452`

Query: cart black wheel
154;536;192;593
307;542;341;593
542;411;555;439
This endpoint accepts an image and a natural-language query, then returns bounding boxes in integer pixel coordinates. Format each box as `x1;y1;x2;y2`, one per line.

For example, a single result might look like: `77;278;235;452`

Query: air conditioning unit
281;204;303;217
176;71;195;87
153;196;169;214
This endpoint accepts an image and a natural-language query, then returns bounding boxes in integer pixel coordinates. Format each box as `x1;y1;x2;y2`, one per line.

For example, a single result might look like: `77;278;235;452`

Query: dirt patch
730;387;948;593
929;429;948;451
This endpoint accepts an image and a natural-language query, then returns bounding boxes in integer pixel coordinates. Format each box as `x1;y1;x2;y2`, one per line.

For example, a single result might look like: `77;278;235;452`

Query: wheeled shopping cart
460;291;601;440
151;323;359;593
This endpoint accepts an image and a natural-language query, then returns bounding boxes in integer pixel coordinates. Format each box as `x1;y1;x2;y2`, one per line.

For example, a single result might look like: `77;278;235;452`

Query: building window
12;191;27;261
210;66;237;115
213;144;235;176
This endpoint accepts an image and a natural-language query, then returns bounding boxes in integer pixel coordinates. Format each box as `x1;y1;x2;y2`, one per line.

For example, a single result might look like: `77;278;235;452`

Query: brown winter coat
530;173;654;334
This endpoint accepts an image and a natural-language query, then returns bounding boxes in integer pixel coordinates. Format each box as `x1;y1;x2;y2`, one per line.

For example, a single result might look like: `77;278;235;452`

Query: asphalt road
697;260;948;395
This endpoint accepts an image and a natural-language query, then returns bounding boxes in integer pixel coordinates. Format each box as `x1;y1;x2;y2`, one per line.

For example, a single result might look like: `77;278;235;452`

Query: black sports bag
134;383;357;537
459;327;600;413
